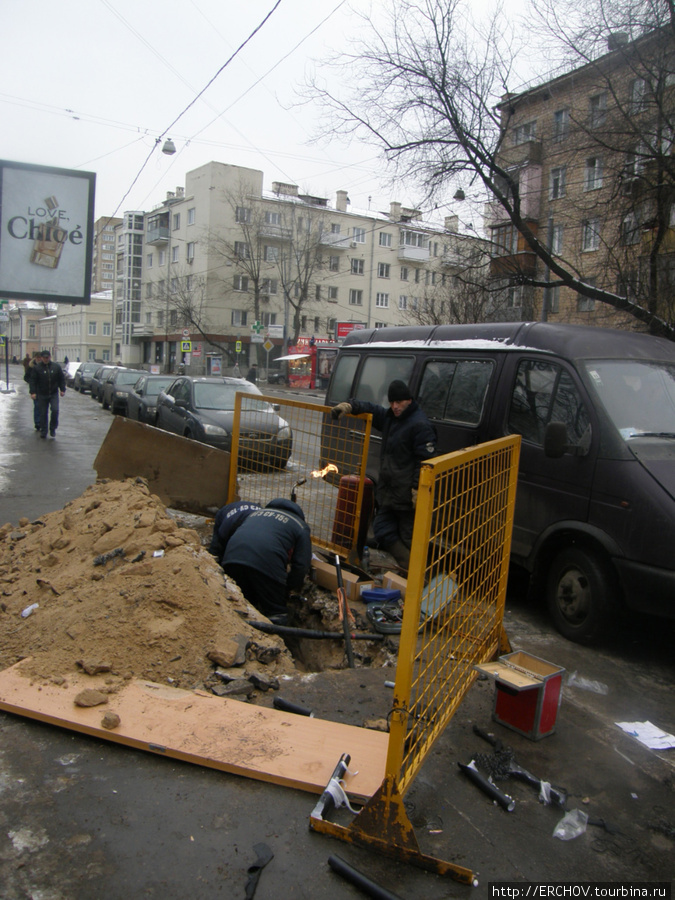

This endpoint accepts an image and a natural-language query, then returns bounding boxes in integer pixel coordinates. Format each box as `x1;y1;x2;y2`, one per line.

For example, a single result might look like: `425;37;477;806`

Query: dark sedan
156;376;292;468
73;361;101;393
91;365;118;402
126;374;176;425
101;368;145;414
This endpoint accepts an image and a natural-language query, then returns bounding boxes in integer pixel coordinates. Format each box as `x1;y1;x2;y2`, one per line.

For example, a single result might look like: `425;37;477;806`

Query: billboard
0;160;95;305
336;321;366;340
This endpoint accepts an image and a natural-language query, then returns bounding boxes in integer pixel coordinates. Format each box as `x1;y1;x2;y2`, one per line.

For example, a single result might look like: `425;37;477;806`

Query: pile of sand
0;478;296;692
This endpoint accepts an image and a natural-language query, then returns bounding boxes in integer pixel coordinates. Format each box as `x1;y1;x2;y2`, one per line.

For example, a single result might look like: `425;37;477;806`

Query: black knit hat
388;379;412;402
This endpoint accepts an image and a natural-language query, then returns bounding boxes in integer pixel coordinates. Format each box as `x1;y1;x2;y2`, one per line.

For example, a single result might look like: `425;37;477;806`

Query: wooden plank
474;661;541;690
0;661;387;800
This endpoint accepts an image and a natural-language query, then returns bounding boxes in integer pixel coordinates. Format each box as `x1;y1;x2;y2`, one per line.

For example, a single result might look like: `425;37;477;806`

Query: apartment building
91;216;122;294
113;162;485;373
488;27;675;330
55;290;114;363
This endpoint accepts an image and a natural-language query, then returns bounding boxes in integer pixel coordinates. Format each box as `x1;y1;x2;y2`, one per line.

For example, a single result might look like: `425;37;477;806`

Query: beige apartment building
91;216;122;295
55;290;114;363
112;162;485;374
488;27;675;332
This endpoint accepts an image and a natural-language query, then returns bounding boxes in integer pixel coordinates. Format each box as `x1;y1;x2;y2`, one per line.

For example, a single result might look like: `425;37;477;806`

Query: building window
261;312;277;326
186;274;193;291
315;285;321;301
398;295;408;310
188;207;195;225
172;246;179;263
170;278;178;293
505;283;522;308
577;293;596;312
231;310;248;326
376;292;389;308
328;286;338;301
146;253;153;268
262;278;278;294
400;230;427;248
549;166;566;200
400;266;409;281
159;250;166;266
329;255;339;272
88;322;97;336
234;241;250;259
544;284;560;314
378;262;390;278
146;283;153;299
349;289;363;306
551;223;564;255
513;120;537;145
584;157;603;191
327;317;337;334
620;213;641;245
236;207;250;224
265;211;281;226
630;77;647;114
552;109;569;142
379;232;392;247
172;213;180;231
103;322;111;336
414;268;421;283
582;218;601;251
186;242;195;261
330;223;341;234
353;227;366;243
351;258;364;275
233;274;249;291
589;93;607;128
492;223;518;255
264;245;279;262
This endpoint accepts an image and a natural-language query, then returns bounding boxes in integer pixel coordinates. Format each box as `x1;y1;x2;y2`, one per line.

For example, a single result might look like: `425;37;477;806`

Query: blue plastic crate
360;587;401;604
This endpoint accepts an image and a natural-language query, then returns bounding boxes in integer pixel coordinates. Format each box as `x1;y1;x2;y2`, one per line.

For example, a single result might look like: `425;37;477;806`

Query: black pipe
250;621;384;640
273;697;314;717
458;760;515;812
327;855;404;900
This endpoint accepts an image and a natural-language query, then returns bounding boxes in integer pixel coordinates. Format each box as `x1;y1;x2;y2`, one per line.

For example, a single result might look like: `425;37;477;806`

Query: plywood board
475;662;540;690
0;661;388;800
94;416;230;515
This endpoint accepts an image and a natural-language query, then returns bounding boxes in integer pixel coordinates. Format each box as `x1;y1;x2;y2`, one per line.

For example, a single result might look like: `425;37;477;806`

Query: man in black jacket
29;350;66;438
222;498;312;618
331;379;437;572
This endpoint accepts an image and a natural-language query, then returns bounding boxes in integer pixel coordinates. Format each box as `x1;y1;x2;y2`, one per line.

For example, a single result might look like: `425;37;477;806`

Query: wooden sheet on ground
0;661;387;800
94;416;230;515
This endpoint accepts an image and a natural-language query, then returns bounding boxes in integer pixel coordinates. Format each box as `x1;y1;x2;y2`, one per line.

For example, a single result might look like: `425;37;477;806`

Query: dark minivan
325;322;675;643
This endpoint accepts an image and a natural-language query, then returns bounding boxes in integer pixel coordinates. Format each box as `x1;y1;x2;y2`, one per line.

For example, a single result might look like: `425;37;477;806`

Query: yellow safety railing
227;395;372;558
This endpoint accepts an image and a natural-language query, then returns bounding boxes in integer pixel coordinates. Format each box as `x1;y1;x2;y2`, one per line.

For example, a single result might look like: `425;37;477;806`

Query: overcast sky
1;0;408;221
2;0;540;231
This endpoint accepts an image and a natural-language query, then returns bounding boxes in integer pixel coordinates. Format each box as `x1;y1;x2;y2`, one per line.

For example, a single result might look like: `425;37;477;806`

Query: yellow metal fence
227;394;372;558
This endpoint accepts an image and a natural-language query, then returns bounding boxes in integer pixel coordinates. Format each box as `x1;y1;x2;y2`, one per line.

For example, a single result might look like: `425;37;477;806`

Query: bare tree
308;0;675;338
273;204;325;346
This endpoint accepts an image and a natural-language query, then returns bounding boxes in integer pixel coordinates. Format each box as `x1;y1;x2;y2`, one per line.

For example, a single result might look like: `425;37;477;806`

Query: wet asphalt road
0;365;674;899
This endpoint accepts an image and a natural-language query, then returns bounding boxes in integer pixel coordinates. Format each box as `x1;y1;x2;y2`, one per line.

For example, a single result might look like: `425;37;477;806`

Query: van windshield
585;360;675;439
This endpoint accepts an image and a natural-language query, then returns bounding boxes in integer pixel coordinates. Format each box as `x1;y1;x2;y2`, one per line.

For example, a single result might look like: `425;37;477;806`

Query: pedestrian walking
222;499;311;619
23;353;41;431
29;350;66;438
331;379;437;572
246;363;258;384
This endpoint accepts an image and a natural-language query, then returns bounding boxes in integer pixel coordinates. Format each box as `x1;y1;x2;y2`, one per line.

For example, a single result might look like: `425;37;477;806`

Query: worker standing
331;379;437;573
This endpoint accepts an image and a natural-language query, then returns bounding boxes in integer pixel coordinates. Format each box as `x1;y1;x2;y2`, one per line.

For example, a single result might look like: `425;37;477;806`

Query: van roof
341;322;675;361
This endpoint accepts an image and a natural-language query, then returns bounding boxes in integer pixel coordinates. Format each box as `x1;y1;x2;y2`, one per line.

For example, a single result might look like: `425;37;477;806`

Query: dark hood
266;498;305;520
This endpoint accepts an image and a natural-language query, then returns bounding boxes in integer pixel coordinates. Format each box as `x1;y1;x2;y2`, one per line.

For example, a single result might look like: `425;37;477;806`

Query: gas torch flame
310;464;338;479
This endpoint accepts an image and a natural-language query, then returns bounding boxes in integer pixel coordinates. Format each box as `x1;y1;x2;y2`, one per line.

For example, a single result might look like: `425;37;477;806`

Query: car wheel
546;546;616;644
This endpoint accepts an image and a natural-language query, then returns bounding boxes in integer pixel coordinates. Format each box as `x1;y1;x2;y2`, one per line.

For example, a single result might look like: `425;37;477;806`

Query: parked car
126;374;177;425
64;361;83;388
156;376;292;467
101;368;144;414
266;367;287;385
90;366;118;402
72;361;100;393
324;322;675;644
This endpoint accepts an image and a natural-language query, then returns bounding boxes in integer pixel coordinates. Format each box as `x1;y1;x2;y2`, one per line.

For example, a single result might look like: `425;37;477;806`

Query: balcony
146;225;169;246
259;224;292;240
132;323;156;338
489;251;537;278
319;232;353;250
398;244;430;262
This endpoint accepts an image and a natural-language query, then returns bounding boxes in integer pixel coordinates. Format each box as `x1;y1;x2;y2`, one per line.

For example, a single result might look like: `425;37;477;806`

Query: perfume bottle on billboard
30;196;65;269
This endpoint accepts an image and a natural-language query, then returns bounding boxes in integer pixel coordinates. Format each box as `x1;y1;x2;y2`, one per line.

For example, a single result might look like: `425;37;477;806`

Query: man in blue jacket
331;379;437;572
208;500;261;561
29;349;66;439
222;499;312;618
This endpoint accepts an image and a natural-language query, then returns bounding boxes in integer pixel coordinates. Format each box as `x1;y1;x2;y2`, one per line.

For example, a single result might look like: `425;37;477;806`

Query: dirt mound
0;478;296;692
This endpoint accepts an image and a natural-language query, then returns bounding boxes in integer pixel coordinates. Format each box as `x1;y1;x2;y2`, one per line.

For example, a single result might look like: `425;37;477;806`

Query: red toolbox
476;651;565;741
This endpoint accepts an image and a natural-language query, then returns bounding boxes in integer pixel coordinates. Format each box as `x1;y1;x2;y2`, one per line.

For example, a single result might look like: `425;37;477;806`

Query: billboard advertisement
336;321;366;340
0;160;96;305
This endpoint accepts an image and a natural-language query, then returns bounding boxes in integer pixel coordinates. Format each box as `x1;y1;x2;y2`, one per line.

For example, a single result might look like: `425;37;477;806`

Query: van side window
509;360;590;445
356;355;415;406
419;359;493;424
326;355;359;404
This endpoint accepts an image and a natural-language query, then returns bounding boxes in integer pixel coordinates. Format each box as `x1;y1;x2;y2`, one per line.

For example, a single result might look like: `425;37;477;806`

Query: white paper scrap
615;721;675;750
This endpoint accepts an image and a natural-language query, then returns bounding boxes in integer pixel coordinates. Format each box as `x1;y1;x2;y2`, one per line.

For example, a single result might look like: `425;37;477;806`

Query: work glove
331;402;353;420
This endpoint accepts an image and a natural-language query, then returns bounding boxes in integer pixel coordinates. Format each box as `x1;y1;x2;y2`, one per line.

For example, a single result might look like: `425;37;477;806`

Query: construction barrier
310;435;521;884
227;395;372;559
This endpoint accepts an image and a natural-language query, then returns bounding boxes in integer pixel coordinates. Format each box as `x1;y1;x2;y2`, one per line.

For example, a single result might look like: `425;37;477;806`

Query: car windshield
193;382;270;412
585;360;675;439
146;377;175;395
117;371;142;385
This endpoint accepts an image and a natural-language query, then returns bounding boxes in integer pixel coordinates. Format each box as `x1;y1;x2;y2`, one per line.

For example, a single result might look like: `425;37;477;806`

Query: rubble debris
101;712;121;730
74;689;109;708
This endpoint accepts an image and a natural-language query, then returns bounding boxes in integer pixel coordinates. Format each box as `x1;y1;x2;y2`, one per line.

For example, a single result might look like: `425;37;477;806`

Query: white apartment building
91;216;122;295
55;290;114;363
113;162;482;373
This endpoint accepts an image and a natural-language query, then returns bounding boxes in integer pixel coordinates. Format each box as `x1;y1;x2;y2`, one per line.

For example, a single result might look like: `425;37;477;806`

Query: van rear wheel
546;547;614;644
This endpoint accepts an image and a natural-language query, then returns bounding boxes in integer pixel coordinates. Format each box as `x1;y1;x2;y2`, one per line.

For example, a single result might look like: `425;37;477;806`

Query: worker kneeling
222;499;312;620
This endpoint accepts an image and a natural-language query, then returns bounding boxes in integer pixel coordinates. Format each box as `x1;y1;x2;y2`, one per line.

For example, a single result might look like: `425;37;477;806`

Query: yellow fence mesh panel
227;395;372;557
386;436;521;795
